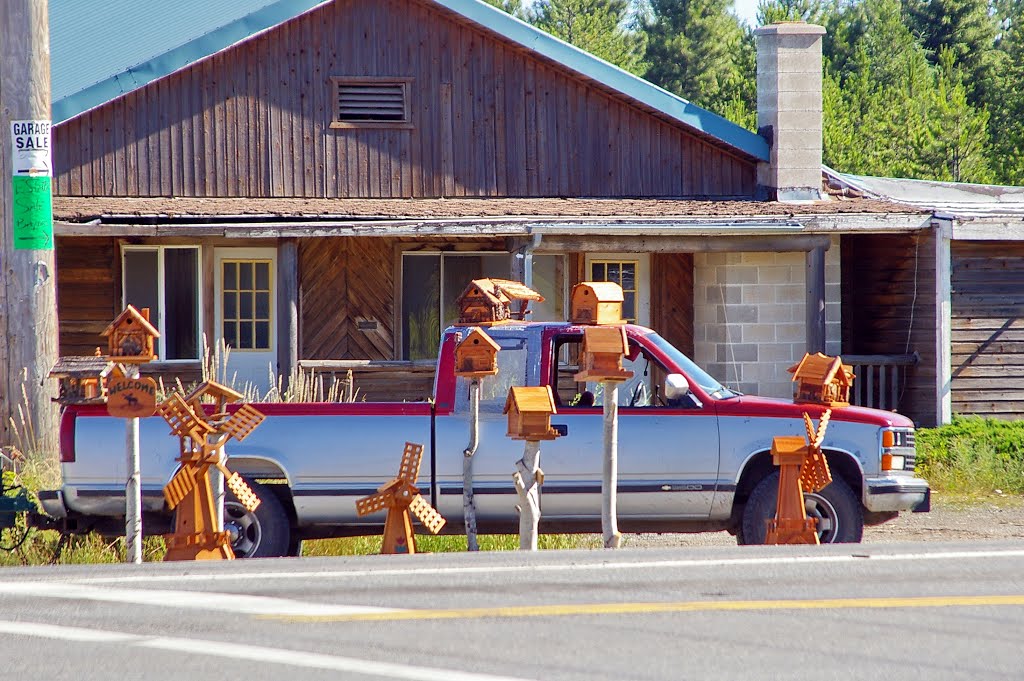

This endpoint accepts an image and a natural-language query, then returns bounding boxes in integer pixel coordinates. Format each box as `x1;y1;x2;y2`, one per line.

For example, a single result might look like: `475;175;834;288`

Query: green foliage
987;3;1024;184
529;0;649;75
302;533;597;556
916;416;1024;494
642;0;755;123
757;0;827;25
482;0;525;15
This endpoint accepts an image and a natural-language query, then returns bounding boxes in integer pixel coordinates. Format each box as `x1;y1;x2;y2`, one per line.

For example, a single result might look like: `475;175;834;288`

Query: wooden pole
463;379;480;551
0;0;59;454
602;382;621;548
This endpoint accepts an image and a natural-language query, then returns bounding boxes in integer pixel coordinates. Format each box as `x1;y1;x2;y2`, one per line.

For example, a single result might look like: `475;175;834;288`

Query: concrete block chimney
754;22;826;202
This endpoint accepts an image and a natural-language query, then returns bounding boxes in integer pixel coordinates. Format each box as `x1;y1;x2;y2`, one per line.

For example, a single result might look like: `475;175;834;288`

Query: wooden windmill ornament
156;382;265;561
355;442;446;554
765;409;834;545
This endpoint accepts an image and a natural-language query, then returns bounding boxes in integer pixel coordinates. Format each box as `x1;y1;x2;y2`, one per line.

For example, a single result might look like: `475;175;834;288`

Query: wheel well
730;449;864;526
226;458;297;527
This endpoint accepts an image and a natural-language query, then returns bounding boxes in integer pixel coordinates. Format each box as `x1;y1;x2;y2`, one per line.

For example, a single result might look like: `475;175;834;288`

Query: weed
916;416;1024;494
301;532;597;556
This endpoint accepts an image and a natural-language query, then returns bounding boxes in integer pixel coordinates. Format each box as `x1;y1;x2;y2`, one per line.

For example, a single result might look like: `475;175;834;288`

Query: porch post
805;245;826;354
277;239;299;386
935;219;953;425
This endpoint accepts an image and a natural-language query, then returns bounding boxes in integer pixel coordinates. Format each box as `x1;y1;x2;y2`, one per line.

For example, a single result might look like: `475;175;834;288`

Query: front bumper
863;475;931;513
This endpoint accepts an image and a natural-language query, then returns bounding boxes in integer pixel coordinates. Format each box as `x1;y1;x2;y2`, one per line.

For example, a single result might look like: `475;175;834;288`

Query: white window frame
121;245;203;362
585;253;650;326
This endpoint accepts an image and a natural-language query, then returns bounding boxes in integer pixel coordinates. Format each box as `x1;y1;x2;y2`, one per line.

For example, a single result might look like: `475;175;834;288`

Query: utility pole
1;0;59;455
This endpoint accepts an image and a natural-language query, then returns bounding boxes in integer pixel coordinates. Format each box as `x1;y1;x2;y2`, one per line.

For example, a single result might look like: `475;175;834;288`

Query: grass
915;416;1024;496
302;533;598;557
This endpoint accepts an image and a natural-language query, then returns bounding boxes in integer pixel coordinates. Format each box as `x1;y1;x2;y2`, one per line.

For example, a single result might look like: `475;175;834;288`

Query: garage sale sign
10;119;53;250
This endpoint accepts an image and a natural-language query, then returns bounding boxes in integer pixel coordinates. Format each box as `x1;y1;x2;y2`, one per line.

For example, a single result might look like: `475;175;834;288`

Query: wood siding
950;241;1024;420
651;253;695;357
56;236;119;356
52;0;755;200
841;232;938;426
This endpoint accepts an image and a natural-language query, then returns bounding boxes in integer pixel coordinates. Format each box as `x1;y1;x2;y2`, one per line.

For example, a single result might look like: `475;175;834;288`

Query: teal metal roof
51;0;769;162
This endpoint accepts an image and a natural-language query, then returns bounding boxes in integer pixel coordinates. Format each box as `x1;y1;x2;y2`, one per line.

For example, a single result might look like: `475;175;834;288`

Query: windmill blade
409;494;446;534
224;472;261;512
222;403;266;442
356;491;391;517
396;442;424;484
814;409;832;448
157;393;214;440
164;465;198;510
802;413;815;444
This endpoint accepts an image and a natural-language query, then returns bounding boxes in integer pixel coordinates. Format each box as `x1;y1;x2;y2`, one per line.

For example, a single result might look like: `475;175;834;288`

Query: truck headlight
881;428;916;471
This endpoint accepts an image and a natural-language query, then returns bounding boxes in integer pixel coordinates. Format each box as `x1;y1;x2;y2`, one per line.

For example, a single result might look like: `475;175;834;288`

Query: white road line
68;547;1024;585
0;620;537;681
0;582;397;617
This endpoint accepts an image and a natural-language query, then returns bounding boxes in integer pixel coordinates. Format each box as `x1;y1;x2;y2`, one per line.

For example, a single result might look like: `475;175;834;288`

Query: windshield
643;332;740;399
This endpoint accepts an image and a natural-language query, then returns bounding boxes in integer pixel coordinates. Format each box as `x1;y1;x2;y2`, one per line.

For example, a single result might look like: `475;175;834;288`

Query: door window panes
221;260;272;351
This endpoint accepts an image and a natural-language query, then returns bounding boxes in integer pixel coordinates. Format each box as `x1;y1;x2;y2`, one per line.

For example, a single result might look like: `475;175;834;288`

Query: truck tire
224;480;291;558
737;472;863;545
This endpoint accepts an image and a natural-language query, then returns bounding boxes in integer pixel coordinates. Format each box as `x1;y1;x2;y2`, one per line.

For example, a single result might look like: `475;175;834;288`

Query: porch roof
53;195;930;241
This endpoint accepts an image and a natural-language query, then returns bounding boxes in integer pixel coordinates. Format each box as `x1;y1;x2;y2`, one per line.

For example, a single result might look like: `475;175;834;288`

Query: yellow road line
266;594;1024;623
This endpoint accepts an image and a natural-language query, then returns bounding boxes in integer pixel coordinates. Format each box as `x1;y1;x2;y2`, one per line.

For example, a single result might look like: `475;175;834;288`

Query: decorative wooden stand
766;410;833;545
504;386;560;551
157;382;265;561
355;442;446;554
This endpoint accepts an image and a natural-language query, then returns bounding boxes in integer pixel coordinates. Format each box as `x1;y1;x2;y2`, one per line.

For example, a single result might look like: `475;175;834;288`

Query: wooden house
574;326;633;383
570;282;626;326
456;278;545;325
454;327;500;378
43;1;989;429
504;386;559;441
787;352;854;406
102;306;160;363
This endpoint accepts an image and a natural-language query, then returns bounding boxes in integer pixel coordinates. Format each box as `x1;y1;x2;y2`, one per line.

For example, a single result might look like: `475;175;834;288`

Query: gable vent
331;78;411;127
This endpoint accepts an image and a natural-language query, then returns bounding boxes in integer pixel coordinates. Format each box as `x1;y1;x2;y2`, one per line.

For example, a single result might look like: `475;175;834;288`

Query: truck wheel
737;472;863;545
224;480;291;558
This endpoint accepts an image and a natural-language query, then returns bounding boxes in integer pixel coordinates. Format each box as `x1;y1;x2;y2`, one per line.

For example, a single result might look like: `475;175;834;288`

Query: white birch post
124;364;142;564
513;440;543;551
602;381;621;549
211;444;225;531
463;379;481;551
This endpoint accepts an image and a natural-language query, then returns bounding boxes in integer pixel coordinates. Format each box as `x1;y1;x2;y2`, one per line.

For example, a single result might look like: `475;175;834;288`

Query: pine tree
987;3;1024;183
642;0;755;124
529;0;648;75
756;0;826;25
481;0;525;16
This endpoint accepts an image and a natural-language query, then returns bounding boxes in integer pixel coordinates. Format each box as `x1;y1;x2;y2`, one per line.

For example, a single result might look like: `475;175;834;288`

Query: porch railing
842;353;919;412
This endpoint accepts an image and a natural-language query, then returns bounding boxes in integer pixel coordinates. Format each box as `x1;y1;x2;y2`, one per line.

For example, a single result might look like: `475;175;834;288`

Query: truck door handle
552;424;568;437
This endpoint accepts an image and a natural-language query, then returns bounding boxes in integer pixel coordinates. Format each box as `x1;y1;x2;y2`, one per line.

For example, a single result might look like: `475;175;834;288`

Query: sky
733;0;761;26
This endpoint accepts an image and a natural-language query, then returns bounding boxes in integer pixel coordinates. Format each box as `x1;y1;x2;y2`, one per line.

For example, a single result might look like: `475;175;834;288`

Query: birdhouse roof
185;380;245;404
459;327;501;352
488;278;545;302
459;279;509;307
48;355;115;378
573;281;625;303
101;304;160;338
787;352;849;385
504;386;556;415
582;325;628;354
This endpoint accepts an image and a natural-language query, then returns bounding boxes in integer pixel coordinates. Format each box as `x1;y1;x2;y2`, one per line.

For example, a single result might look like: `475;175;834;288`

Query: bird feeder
787;352;855;406
355;442;446;554
570;282;625;325
48;351;115;405
456;278;544;326
504;386;559;441
573;326;634;383
102;305;160;363
454;327;501;378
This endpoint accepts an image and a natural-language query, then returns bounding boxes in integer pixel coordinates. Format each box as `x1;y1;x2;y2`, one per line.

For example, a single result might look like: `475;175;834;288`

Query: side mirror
664;374;690;401
665;374;701;408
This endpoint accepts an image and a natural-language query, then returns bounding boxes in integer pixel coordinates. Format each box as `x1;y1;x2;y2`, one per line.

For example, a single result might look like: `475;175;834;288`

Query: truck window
453;334;529;413
551;334;687;408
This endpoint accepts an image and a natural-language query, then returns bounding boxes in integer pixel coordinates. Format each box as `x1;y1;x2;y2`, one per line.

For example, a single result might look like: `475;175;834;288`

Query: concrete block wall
693;238;841;398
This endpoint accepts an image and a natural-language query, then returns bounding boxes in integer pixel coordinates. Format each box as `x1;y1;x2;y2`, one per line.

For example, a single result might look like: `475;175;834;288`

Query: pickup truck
39;321;930;557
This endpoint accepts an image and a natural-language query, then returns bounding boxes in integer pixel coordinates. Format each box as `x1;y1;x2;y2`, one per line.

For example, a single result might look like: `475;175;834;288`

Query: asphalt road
1;541;1023;680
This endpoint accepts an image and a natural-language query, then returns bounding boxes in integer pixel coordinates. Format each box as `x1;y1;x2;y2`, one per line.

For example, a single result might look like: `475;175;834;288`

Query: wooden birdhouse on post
456;278;544;326
454;327;500;378
102;305;160;363
504;386;559;441
787;352;855;406
574;326;634;383
48;351;115;405
570;282;625;325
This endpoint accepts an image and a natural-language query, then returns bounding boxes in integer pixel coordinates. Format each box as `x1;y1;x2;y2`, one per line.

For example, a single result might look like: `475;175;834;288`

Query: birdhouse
574;326;634;383
787;352;855;406
48;351;115;405
102;305;160;363
504;386;559;441
454;327;501;378
570;282;625;325
456;278;545;326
